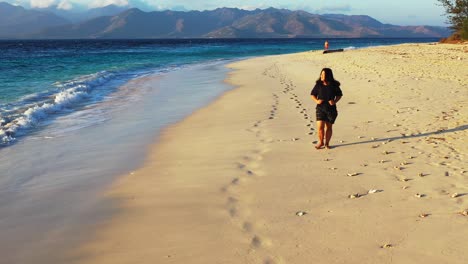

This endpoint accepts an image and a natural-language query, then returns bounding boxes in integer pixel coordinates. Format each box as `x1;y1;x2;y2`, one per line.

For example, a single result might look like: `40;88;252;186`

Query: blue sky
7;0;448;26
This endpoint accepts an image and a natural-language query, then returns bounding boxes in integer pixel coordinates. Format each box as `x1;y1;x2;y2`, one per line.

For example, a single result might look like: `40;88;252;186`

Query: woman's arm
311;95;323;104
329;96;342;106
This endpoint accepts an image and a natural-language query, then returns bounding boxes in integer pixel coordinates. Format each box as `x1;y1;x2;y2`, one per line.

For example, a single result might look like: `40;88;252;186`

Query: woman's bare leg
325;122;333;148
316;121;325;149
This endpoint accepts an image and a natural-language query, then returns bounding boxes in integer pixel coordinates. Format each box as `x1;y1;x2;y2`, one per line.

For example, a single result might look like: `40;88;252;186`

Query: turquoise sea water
0;38;438;145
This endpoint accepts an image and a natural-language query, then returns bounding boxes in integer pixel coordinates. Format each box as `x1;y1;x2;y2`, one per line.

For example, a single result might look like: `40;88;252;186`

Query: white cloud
319;4;352;13
57;0;72;10
30;0;56;8
239;4;269;10
88;0;129;8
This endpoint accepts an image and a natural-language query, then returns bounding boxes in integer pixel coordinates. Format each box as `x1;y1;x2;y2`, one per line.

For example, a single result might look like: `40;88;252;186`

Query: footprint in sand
231;178;241;185
242;222;254;233
251;235;262;248
229;207;238;217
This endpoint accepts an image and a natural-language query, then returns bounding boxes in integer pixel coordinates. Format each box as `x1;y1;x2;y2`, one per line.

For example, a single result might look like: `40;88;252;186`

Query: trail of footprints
220;63;321;263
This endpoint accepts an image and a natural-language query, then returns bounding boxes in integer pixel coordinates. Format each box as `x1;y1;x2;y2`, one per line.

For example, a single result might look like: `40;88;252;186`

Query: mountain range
0;2;451;39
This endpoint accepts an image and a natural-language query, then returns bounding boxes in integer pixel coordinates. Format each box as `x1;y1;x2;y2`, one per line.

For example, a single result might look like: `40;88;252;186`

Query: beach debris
347;172;359;177
361;164;368;167
368;189;382;194
458;210;468;216
358;135;364;139
418;172;425;177
382;150;390;155
402;186;409;190
400;161;409;166
330;167;338;170
445;171;449;177
291;137;300;141
381;243;393;249
323;158;330;161
296;211;307;216
340;140;345;143
372;144;380;148
451;193;460;198
419;213;430;218
394;166;402;170
399;178;410;182
371;137;377;141
461;170;466;174
414;193;425;198
379;160;387;163
408;156;415;159
348;193;362;199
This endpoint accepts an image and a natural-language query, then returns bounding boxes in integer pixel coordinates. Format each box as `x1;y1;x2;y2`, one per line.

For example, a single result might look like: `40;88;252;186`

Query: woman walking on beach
310;68;343;149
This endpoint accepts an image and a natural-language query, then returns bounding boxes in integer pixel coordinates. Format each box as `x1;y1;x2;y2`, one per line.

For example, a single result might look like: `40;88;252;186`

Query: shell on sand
419;213;430;218
458;210;468;216
347;172;359;176
296;211;307;216
349;193;361;199
381;244;393;249
451;193;460;198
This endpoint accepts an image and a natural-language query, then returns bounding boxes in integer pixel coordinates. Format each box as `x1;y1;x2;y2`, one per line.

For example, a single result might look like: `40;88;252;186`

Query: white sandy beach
73;43;467;264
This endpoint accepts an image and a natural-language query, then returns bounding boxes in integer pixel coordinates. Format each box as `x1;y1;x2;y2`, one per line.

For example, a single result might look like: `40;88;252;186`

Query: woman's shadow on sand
334;124;468;148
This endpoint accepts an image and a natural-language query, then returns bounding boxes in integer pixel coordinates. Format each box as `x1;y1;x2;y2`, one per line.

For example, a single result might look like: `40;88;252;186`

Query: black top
310;82;343;103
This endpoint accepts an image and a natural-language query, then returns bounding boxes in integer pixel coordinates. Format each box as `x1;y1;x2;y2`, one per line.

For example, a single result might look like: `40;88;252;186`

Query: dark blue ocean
0;38;438;144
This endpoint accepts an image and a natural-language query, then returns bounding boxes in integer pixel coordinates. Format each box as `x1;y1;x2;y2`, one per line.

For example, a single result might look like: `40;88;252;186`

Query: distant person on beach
310;68;343;149
324;40;329;51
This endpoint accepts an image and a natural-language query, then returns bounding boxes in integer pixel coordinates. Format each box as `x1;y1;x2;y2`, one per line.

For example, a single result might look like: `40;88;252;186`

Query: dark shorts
316;105;338;124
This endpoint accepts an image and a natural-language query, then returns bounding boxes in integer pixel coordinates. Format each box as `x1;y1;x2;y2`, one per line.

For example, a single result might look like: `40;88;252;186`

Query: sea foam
0;71;114;144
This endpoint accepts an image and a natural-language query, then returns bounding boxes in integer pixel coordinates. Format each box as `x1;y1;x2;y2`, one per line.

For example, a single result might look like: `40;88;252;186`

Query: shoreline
0;61;236;264
73;43;467;264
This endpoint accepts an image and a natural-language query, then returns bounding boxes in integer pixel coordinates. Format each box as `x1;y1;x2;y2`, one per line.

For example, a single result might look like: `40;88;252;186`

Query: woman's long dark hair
316;68;340;86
